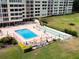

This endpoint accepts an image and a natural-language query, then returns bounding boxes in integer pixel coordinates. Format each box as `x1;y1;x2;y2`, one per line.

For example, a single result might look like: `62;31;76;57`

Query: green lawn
44;13;79;35
0;40;79;59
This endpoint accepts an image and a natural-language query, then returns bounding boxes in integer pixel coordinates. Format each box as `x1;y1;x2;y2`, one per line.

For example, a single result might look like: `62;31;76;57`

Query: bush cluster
64;29;78;37
39;18;48;26
69;23;75;26
0;36;17;48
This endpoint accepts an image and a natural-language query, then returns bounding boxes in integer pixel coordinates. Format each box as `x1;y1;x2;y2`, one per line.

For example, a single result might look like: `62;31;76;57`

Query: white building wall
0;0;3;22
41;0;48;17
33;0;48;18
7;0;25;22
0;0;74;23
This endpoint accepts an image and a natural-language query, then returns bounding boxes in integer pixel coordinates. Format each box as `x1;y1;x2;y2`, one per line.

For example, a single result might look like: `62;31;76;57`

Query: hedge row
64;29;78;37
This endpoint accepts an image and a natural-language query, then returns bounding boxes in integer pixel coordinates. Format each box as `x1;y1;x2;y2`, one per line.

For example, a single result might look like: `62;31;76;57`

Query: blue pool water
15;29;37;40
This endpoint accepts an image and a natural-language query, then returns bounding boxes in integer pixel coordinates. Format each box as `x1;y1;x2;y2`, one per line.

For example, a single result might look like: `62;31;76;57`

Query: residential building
0;0;73;24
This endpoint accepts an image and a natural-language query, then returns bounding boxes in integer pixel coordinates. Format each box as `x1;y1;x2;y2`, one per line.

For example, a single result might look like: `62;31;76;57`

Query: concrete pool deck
0;22;73;47
0;23;46;46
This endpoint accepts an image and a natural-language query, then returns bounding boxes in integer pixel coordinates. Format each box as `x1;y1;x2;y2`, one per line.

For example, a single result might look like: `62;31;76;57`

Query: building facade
0;0;73;23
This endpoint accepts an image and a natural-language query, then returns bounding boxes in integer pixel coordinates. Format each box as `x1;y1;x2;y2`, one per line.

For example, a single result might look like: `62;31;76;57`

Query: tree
40;18;48;26
73;0;79;12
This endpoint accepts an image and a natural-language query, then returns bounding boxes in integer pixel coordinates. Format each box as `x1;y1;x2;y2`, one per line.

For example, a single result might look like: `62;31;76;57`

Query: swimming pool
15;29;38;40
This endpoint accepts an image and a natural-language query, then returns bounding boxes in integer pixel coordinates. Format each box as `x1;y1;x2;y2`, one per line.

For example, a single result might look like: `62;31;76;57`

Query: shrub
0;43;5;48
24;46;32;53
11;39;17;45
64;29;78;37
0;36;17;45
0;37;9;44
0;36;17;49
18;42;32;53
42;20;48;24
69;23;75;26
39;18;48;26
53;39;57;42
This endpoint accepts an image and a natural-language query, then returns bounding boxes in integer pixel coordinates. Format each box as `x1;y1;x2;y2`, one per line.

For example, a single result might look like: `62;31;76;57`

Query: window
42;1;47;3
35;11;37;13
60;4;63;6
3;18;9;21
35;8;38;10
54;2;58;3
3;14;8;17
59;7;63;9
30;1;33;3
2;9;8;12
42;8;46;10
11;13;14;16
10;4;13;7
42;4;47;6
31;11;33;13
54;4;58;6
22;8;24;10
35;1;40;3
22;12;25;14
31;8;33;10
10;9;14;11
19;5;22;7
26;1;29;3
15;13;18;15
11;17;15;20
31;15;33;17
31;5;33;7
11;17;22;20
54;7;57;9
15;9;18;11
9;0;22;2
10;4;24;7
1;4;7;8
23;15;25;17
60;2;63;3
19;13;22;15
35;5;40;6
35;14;40;16
14;4;18;7
27;15;29;17
35;11;40;13
10;4;18;7
19;9;22;11
26;12;29;14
